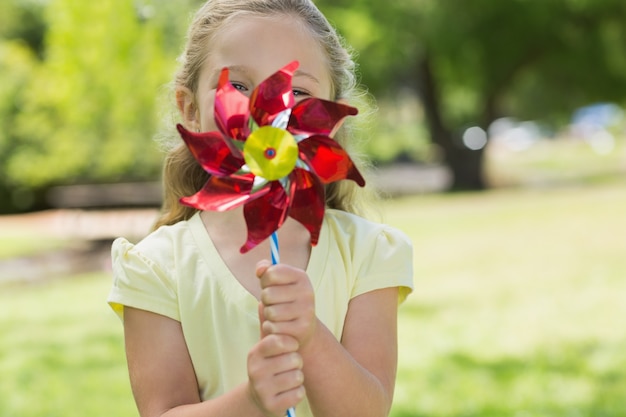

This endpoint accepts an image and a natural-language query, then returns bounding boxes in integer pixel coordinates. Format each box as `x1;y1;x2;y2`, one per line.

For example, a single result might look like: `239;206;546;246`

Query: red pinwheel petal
180;175;266;212
298;135;366;186
177;124;244;176
288;98;358;136
215;68;250;140
249;61;298;127
240;181;289;253
288;168;325;246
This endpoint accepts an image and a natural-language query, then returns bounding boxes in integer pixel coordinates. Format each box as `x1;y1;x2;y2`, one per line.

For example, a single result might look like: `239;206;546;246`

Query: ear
330;98;350;138
176;86;200;132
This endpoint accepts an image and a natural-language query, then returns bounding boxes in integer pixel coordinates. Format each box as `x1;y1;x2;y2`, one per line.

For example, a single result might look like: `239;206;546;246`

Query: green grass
386;180;626;416
0;235;69;259
1;181;625;416
0;274;136;417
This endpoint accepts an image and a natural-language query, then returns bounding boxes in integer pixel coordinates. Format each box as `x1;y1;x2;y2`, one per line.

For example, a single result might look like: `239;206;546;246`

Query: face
182;14;333;133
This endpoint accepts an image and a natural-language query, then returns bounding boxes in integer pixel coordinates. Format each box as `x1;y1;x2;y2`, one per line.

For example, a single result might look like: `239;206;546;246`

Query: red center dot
264;148;277;159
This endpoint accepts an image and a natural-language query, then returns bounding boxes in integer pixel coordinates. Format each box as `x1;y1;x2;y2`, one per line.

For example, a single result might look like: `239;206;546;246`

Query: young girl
108;1;413;417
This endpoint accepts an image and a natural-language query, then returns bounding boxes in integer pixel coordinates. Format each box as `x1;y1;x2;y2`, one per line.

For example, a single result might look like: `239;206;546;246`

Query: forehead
204;14;331;91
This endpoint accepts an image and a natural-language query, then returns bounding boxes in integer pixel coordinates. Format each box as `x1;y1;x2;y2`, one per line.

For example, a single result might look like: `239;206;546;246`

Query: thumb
255;259;272;280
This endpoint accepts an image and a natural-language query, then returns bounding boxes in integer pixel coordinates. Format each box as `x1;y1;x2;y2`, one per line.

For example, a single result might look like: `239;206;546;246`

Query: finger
258;301;267;338
273;384;306;414
257;334;299;357
255;259;272;279
262;319;301;339
249;351;302;379
263;302;301;323
260;285;296;306
250;375;306;416
262;272;312;304
262;317;316;344
274;368;305;395
258;264;304;289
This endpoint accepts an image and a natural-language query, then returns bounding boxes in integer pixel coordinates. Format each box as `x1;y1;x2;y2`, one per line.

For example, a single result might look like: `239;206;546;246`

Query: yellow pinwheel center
264;148;277;159
244;126;298;181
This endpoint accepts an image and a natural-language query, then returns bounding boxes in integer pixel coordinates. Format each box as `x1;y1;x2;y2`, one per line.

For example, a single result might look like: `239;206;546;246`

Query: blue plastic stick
270;232;296;417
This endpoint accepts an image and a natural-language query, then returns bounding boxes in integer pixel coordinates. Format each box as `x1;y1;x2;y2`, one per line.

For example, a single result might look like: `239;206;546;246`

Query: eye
231;82;249;93
292;88;311;98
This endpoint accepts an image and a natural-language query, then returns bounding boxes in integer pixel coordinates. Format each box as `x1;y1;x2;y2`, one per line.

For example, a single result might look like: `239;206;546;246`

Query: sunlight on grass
486;138;626;188
0;235;69;259
0;274;135;417
386;181;626;416
1;182;625;416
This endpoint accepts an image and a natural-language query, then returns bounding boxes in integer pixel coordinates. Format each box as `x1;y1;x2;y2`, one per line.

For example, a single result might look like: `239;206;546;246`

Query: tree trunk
445;145;486;190
416;55;486;190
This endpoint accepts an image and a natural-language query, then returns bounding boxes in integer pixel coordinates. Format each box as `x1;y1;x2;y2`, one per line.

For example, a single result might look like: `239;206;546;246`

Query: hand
247;306;304;416
256;260;317;349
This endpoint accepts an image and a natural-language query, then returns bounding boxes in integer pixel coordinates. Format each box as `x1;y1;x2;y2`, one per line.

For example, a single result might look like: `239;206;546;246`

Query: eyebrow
294;69;320;85
223;65;250;75
221;65;320;85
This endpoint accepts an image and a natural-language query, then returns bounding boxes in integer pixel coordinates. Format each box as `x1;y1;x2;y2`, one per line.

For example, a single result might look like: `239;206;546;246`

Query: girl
108;1;413;417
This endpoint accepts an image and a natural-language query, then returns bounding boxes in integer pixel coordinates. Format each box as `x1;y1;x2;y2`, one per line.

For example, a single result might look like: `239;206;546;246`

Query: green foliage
317;0;626;163
313;0;626;189
0;0;47;58
0;0;204;212
8;0;174;187
361;93;433;164
318;0;422;93
0;41;37;175
2;0;626;204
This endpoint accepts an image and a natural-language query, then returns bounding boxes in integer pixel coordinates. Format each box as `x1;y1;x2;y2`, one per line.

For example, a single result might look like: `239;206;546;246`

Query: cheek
198;90;217;132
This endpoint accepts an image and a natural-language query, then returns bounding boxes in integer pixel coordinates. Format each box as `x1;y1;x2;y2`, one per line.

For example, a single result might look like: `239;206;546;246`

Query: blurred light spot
589;130;615;155
570;103;624;149
488;118;540;151
572;103;623;134
462;126;488;150
135;4;155;21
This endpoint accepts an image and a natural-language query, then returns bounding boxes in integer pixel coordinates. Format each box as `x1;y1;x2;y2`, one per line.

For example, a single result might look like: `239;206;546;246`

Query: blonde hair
155;0;374;229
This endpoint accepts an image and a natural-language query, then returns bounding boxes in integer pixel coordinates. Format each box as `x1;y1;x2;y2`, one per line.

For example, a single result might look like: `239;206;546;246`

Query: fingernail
264;321;276;334
293;353;303;368
297;370;304;383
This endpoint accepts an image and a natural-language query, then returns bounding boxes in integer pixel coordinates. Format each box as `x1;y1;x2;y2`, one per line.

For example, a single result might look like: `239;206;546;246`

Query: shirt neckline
186;212;328;304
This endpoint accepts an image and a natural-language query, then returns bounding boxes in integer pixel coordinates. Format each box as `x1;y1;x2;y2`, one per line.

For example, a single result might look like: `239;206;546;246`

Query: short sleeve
353;226;414;304
107;237;180;322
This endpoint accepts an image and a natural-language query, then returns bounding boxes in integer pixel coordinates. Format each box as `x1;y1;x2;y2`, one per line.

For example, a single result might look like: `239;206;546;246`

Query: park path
0;209;159;284
0;208;159;241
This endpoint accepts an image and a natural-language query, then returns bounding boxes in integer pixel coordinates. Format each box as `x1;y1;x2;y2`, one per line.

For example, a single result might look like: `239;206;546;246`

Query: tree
6;0;175;188
0;0;208;212
2;0;625;212
0;0;47;210
317;0;626;190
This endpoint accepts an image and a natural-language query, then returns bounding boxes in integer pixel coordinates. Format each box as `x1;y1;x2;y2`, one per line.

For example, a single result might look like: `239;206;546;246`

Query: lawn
0;234;69;260
0;273;136;417
1;180;625;416
387;180;626;416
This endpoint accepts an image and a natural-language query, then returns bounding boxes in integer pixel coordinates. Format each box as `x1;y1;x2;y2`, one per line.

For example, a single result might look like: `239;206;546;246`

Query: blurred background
0;0;625;416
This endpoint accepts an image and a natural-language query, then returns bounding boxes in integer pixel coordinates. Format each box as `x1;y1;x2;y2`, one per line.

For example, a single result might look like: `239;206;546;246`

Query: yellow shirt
108;209;413;416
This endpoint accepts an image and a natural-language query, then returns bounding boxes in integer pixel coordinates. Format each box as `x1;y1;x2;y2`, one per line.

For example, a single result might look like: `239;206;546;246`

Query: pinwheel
177;60;365;253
